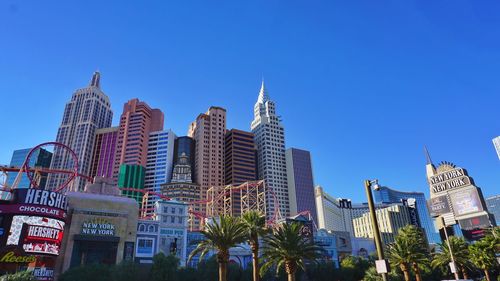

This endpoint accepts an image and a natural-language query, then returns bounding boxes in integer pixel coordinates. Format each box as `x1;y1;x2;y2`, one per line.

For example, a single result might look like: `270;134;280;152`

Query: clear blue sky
1;1;499;202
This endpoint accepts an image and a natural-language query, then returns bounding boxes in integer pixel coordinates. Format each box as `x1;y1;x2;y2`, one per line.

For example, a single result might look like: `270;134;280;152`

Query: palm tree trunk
252;245;260;281
285;261;296;281
219;261;227;281
484;269;491;281
400;263;411;281
460;266;469;280
218;251;229;281
412;262;422;281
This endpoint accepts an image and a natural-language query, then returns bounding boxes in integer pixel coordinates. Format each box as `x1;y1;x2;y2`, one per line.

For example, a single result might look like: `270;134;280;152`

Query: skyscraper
353;204;415;244
251;81;289;218
162;152;201;230
174;136;195;166
485;195;500;225
144;130;176;213
7;148;52;189
224;129;257;217
286;148;317;224
89;126;119;179
373;186;441;244
493;136;500;160
315;186;392;238
113;98;164;182
47;72;113;191
225;129;257;185
188;107;226;218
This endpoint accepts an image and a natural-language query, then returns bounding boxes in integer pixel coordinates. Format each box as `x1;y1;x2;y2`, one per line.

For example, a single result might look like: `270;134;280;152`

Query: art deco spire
424;145;433;165
257;79;270;104
90;71;101;88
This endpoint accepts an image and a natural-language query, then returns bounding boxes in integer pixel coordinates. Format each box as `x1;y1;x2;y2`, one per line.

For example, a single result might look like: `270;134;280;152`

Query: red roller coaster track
1;142;282;227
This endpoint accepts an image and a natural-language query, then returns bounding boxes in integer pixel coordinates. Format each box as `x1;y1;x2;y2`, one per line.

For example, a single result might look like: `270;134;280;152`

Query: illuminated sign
449;187;483;217
81;219;116;236
21;189;67;210
32;267;54;281
7;216;65;253
429;168;472;194
21;224;63;255
458;215;491;230
0;189;68;220
0;251;36;263
427;195;451;217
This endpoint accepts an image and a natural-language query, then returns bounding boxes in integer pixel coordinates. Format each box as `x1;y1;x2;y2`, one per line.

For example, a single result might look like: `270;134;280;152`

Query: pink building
113;99;164;181
188;106;226;219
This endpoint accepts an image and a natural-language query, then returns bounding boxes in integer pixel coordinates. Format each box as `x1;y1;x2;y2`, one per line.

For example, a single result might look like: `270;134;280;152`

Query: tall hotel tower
251;81;289;218
113;98;164;181
47;72;113;191
188;107;226;217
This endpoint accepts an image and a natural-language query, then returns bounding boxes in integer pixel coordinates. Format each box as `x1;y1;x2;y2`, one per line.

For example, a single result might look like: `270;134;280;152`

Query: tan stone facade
56;185;138;278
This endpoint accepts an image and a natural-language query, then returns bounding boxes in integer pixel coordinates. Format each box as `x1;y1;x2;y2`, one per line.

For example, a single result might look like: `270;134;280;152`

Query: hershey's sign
21;189;67;210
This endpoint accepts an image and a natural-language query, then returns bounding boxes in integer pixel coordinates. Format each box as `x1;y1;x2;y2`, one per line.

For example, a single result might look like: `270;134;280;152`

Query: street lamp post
364;179;388;281
441;217;459;280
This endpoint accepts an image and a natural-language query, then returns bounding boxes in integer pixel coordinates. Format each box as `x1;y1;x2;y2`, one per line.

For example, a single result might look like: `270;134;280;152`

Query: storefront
55;179;138;277
0;188;68;280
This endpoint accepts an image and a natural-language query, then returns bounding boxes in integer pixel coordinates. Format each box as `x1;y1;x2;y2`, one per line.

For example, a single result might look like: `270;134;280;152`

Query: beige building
352;204;412;244
56;178;138;277
188;107;226;223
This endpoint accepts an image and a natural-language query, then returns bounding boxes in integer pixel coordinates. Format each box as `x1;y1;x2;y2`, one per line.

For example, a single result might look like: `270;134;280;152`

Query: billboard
6;216;65;256
20;224;63;255
427;195;451;217
449;187;483;217
0;189;67;220
458;215;492;230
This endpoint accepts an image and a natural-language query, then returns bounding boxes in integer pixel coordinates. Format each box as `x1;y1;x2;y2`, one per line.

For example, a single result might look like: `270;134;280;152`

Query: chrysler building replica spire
251;80;289;219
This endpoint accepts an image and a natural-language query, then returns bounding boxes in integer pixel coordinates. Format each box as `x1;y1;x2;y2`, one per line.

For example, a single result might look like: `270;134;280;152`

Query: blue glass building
486;195;500;225
374;186;441;244
6;148;52;189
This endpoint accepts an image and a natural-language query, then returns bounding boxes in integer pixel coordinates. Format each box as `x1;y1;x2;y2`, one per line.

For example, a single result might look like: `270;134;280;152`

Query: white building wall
493;136;500;160
251;82;289;219
47;72;113;191
145;130;176;212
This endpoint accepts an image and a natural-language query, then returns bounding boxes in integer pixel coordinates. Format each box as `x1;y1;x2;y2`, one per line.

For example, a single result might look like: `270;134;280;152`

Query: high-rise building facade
7;148;52;189
89;126;119;179
315;186;391;237
225;129;257;185
251;81;289;219
286;148;317;224
353;204;414;244
486;195;500;225
113;98;164;182
118;164;146;205
188;107;226;218
174;136;195;167
373;186;440;244
47;72;113;191
493;136;500;160
161;153;201;230
144;130;176;213
224;129;257;216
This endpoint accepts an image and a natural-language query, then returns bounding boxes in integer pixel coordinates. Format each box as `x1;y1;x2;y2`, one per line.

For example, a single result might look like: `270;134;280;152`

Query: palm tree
387;225;429;281
188;216;247;281
469;235;497;281
260;222;322;281
397;225;429;281
431;236;471;279
241;210;268;281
